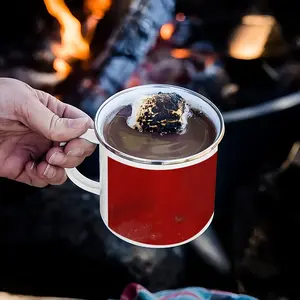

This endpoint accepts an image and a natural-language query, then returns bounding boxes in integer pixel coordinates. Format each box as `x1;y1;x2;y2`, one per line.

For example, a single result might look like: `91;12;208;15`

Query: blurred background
1;0;300;299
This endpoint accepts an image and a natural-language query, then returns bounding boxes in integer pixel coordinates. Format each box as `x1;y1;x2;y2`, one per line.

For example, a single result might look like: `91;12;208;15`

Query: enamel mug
64;84;225;248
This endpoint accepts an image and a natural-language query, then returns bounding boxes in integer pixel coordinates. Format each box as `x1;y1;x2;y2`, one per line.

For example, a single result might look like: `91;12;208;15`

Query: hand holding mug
0;78;96;187
0;78;225;248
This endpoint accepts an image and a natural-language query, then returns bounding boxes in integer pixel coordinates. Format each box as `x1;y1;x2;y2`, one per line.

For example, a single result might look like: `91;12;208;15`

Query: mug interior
95;84;224;164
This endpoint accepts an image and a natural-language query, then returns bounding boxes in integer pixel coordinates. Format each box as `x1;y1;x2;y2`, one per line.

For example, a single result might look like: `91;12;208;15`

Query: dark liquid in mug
103;105;216;160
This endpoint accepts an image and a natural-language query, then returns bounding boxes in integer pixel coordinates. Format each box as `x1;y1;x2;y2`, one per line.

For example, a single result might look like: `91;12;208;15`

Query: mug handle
60;128;101;195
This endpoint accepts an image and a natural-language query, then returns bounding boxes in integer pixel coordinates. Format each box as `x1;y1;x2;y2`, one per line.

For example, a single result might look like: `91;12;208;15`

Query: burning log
62;0;176;116
0;0;114;91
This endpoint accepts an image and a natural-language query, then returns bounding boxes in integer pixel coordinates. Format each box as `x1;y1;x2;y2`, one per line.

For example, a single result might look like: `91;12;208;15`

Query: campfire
43;0;111;80
0;0;298;116
5;0;175;113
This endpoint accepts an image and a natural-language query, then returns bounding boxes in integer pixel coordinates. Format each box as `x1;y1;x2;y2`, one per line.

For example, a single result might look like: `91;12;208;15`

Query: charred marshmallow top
127;92;191;134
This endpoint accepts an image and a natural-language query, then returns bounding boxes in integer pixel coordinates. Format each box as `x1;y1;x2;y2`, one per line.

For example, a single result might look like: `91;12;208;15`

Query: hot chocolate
103;93;216;160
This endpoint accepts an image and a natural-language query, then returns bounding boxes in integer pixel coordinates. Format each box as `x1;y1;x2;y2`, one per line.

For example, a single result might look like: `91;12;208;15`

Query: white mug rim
94;84;225;166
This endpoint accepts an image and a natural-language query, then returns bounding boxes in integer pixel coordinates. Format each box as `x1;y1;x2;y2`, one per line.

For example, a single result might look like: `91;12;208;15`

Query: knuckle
48;115;59;140
48;115;65;141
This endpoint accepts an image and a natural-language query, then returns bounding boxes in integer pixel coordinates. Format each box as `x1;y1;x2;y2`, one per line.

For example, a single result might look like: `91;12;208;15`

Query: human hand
0;78;96;187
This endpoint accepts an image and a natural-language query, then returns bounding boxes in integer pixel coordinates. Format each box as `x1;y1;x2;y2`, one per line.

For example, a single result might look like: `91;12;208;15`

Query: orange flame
85;0;111;19
170;48;191;59
53;58;72;79
84;0;112;43
44;0;111;79
160;23;175;40
44;0;90;78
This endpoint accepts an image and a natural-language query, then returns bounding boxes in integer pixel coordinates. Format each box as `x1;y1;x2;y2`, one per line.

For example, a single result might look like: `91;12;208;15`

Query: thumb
25;93;91;142
41;113;91;142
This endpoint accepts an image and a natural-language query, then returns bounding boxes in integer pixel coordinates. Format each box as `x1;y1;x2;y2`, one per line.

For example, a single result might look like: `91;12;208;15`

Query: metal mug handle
60;128;100;195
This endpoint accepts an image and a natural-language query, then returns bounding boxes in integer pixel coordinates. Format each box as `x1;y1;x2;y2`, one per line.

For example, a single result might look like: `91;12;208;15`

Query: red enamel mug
65;84;225;248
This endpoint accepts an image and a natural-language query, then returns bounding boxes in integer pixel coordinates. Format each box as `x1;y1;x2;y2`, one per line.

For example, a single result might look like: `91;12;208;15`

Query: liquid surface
103;105;216;160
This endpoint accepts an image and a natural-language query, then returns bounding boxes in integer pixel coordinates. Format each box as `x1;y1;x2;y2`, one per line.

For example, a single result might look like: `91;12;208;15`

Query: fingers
36;161;67;185
17;138;96;187
15;161;49;188
15;161;67;187
23;89;93;142
27;100;91;142
45;139;96;168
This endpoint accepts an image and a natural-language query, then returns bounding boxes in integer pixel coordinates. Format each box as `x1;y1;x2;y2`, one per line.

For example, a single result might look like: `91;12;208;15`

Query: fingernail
30;162;35;170
49;151;65;164
67;148;84;157
68;117;90;129
43;164;56;179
